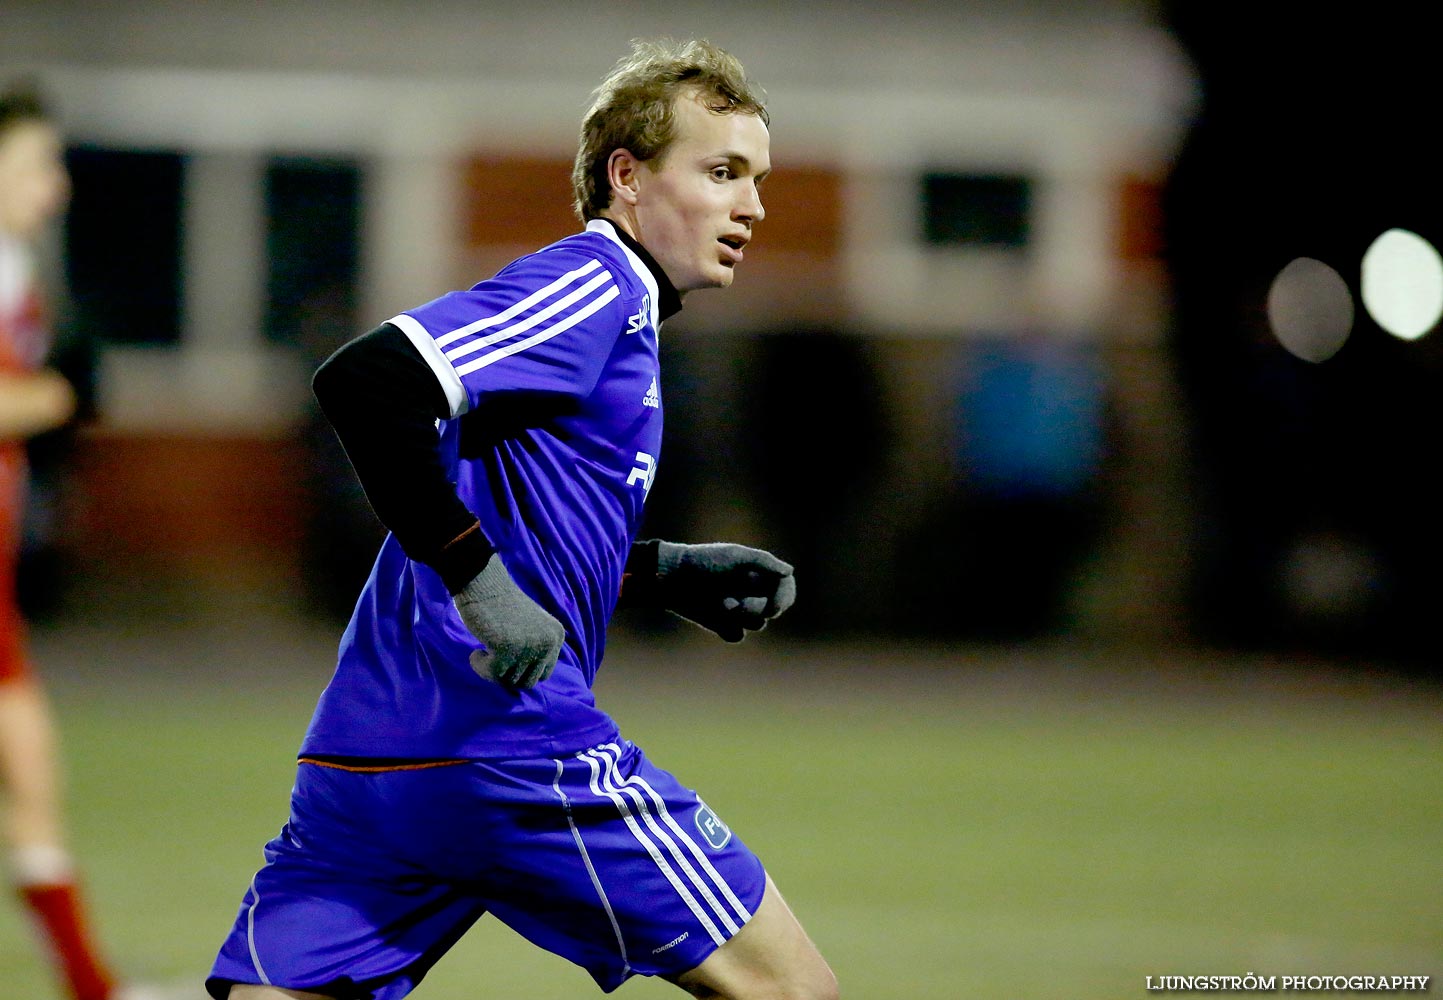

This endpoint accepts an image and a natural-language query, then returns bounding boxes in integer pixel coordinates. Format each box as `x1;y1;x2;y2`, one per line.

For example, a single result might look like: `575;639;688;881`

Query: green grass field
5;611;1440;999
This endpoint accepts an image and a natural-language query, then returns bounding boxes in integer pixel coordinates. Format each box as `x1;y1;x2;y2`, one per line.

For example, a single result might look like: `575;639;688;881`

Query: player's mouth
717;234;748;265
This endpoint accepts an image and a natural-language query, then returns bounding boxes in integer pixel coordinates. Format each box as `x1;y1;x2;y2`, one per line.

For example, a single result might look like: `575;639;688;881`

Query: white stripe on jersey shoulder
434;258;604;350
389;313;470;418
587;219;660;333
443;267;615;365
453;281;620;377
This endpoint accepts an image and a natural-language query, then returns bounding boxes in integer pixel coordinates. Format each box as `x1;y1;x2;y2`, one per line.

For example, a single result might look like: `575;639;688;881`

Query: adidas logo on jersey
642;377;660;409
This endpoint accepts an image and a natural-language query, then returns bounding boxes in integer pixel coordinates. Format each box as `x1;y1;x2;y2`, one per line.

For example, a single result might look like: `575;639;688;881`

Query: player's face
632;94;770;294
0;121;69;240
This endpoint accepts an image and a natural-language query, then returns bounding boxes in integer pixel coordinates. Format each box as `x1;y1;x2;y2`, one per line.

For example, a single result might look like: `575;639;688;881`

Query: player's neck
598;208;637;243
592;215;684;318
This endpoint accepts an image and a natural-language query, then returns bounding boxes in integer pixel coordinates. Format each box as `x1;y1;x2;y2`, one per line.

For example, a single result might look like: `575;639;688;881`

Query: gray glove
655;541;796;642
453;555;565;689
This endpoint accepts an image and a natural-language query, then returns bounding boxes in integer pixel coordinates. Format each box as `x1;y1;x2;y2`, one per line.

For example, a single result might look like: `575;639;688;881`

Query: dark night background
1162;5;1443;667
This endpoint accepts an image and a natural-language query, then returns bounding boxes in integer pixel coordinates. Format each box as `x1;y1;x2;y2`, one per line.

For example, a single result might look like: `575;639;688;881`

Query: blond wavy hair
572;38;768;222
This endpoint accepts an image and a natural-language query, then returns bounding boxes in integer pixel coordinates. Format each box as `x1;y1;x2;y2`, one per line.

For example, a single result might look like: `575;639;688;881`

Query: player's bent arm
0;368;76;441
312;323;493;589
312;324;563;688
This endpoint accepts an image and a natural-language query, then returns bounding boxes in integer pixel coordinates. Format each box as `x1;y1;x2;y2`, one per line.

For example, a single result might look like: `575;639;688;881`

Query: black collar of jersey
594;218;683;322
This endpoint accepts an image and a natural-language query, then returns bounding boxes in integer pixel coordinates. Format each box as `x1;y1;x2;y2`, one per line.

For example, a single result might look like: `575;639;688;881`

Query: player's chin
684;261;736;292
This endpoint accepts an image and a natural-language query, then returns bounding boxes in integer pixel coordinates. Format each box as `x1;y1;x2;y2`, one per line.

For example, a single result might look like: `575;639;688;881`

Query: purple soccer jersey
301;220;667;760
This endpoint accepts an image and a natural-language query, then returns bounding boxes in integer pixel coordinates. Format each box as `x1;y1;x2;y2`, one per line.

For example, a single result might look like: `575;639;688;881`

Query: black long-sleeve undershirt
312;322;494;593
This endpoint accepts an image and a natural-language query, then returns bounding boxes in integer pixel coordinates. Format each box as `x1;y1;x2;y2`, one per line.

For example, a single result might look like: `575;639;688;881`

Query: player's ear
607;148;643;208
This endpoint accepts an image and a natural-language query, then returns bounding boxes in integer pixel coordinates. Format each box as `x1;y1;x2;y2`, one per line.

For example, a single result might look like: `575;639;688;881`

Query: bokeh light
1360;228;1443;341
1266;256;1353;362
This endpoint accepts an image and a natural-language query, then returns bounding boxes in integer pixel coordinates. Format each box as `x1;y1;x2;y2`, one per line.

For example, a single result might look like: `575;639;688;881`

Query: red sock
17;881;117;1000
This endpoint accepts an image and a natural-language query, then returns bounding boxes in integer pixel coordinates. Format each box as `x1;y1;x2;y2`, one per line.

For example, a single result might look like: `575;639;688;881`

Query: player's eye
710;166;733;181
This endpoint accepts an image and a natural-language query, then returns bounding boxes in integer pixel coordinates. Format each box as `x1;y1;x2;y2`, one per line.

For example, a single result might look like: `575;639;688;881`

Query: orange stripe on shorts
298;757;470;773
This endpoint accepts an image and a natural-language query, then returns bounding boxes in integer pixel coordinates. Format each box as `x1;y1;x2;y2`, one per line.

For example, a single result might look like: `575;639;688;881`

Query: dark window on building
65;147;185;345
264;157;360;354
921;172;1031;249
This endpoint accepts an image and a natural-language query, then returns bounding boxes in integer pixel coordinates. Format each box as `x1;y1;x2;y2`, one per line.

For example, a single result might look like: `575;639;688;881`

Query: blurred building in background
7;1;1436;669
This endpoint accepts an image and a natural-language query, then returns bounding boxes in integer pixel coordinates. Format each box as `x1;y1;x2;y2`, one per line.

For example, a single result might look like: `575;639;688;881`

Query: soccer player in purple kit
208;38;838;1000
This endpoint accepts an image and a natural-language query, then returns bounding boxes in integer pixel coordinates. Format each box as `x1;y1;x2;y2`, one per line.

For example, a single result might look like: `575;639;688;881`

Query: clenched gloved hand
648;541;796;642
453;555;565;689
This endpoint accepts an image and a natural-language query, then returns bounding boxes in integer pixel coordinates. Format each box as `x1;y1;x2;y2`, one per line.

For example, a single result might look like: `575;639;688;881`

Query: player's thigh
228;987;332;1000
668;874;837;1000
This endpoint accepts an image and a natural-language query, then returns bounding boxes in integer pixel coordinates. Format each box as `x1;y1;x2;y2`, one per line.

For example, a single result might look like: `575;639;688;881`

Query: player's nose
735;181;764;223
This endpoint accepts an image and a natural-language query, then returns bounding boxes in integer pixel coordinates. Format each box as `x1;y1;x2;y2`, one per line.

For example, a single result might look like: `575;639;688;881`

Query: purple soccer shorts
207;739;766;998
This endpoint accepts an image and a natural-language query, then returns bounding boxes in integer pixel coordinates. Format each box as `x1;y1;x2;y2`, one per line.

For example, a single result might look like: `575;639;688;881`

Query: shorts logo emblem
694;799;731;849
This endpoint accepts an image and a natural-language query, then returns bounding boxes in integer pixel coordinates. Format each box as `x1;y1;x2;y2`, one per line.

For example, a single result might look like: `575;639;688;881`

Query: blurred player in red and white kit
1;80;181;1000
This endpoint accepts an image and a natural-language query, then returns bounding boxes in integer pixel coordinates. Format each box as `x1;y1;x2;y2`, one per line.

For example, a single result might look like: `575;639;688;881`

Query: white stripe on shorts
244;869;273;986
586;745;746;937
552;759;631;978
588;738;750;929
608;751;753;925
580;750;727;946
